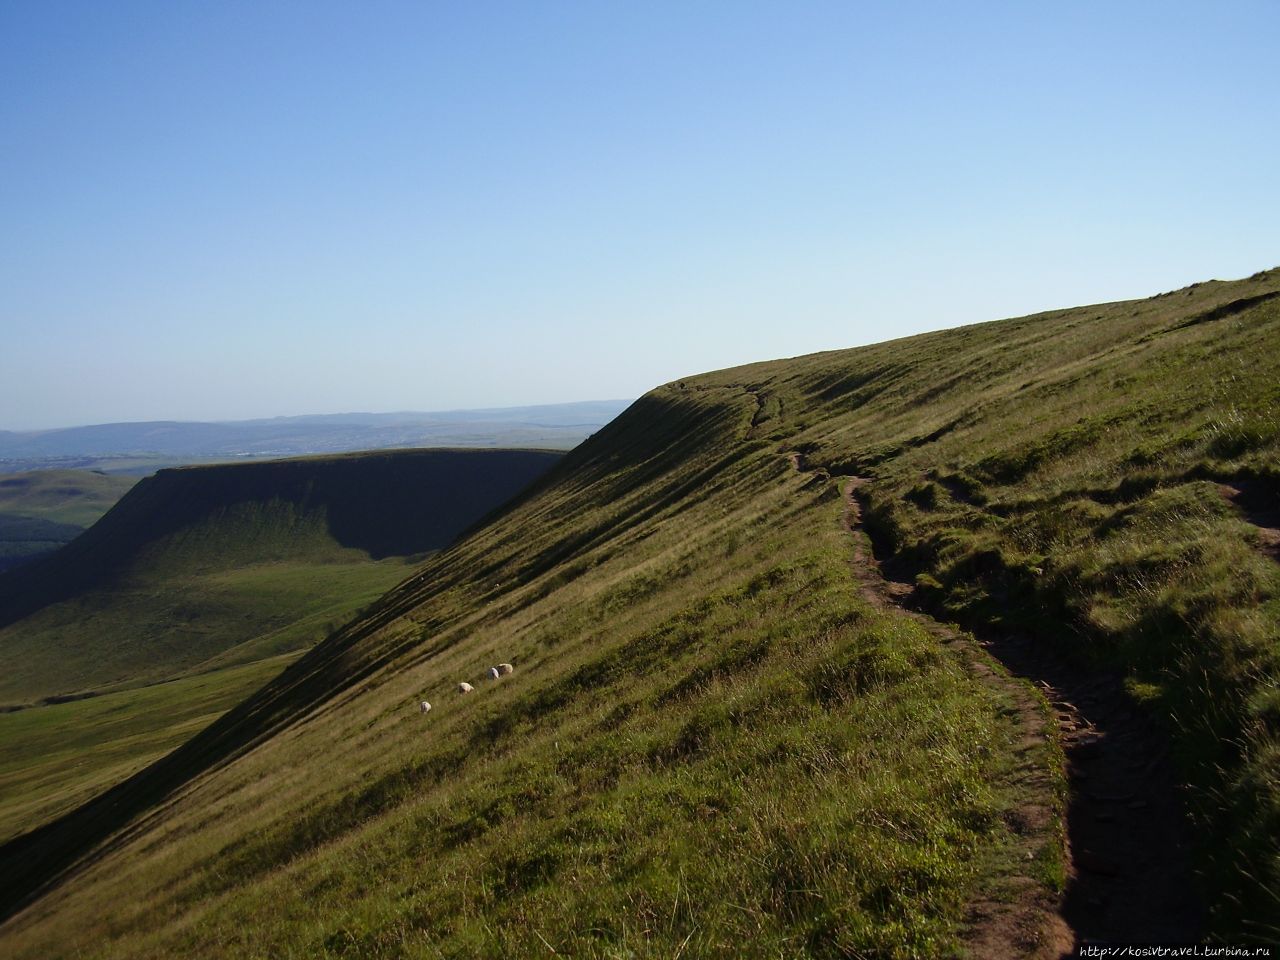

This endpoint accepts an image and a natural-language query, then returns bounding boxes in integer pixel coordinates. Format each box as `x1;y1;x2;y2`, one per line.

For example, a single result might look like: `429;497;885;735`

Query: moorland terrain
0;270;1276;957
0;448;563;845
0;470;136;573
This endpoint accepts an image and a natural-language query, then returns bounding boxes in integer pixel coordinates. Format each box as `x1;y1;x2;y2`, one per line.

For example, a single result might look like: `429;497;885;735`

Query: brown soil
1219;481;1280;560
791;452;1204;956
837;477;1074;958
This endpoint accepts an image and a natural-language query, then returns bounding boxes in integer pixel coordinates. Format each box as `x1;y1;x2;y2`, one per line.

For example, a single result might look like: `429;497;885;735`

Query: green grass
0;550;415;706
0;448;564;703
2;268;1277;956
0;470;137;571
0;652;301;845
0;470;136;529
0;450;560;855
2;438;1045;959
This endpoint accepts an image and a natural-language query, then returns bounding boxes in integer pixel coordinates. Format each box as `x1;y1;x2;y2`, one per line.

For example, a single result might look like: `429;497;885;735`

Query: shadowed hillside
0;448;564;704
1;270;1277;956
0;470;135;572
0;449;564;847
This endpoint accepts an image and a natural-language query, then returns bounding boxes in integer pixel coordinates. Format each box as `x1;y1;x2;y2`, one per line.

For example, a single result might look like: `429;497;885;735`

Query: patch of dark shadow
602;698;638;727
1205;420;1279;461
812;362;912;405
910;371;976;406
1172;291;1280;331
494;848;563;897
39;689;104;706
800;469;833;493
445;779;560;856
440;812;493;850
853;485;907;561
1212;478;1280;557
655;635;774;706
820;453;874;478
649;701;739;766
904;481;940;510
935;472;988;506
803;639;935;708
903;414;968;451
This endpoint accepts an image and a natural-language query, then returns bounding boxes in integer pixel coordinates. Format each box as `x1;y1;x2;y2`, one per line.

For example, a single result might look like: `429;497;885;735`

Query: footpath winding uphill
827;461;1201;949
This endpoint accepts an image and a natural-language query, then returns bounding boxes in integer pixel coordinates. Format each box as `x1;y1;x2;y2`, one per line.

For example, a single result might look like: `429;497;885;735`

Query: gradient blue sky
2;1;1276;430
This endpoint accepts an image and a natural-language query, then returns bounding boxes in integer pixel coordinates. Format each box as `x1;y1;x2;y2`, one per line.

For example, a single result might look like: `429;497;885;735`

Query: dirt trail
789;450;1203;955
835;476;1073;958
1219;480;1280;560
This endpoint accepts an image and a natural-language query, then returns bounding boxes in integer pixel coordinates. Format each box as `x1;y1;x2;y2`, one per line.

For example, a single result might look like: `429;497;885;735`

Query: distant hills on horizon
0;399;633;474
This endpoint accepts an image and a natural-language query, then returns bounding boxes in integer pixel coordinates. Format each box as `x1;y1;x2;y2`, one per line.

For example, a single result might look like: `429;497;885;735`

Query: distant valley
0;447;563;843
0;471;137;573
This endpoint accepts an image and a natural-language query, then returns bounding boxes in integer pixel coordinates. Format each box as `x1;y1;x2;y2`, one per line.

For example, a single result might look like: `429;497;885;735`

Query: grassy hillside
1;270;1276;957
0;470;135;572
0;653;295;844
0;470;136;528
0;449;562;848
0;448;565;703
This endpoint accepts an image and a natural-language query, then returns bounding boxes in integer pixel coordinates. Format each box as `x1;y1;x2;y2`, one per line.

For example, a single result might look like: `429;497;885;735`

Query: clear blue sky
2;1;1276;430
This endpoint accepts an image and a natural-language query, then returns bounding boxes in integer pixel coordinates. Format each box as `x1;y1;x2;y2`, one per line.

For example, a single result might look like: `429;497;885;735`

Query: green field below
0;547;416;706
0;470;136;529
0;652;302;845
0;470;136;572
0;449;561;857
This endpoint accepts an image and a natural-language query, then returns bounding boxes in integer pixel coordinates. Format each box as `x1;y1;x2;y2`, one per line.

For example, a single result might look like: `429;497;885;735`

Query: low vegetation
0;449;562;846
1;269;1276;956
0;448;564;703
0;653;295;844
0;470;135;572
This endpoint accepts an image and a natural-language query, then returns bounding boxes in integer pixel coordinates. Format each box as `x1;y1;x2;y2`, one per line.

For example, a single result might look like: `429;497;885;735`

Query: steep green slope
0;449;563;847
0;514;83;574
0;653;296;844
0;396;1050;959
1;270;1277;956
0;470;136;572
0;448;565;703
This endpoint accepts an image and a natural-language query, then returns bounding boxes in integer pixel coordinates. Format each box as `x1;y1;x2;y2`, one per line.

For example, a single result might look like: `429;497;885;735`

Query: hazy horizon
4;1;1277;429
0;397;635;434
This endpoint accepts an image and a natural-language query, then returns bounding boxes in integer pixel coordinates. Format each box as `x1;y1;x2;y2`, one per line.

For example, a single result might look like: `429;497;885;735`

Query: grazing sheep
457;682;474;694
419;700;431;714
497;662;514;676
488;666;500;681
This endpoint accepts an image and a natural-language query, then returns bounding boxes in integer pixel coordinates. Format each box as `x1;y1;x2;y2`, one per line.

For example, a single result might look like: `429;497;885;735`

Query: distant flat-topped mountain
0;400;632;473
0;447;566;704
0;446;564;845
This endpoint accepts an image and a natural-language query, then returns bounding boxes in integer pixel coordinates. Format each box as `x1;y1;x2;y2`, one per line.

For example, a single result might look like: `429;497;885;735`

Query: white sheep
419;700;432;714
488;666;500;681
457;682;474;694
497;662;514;676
